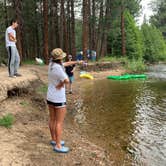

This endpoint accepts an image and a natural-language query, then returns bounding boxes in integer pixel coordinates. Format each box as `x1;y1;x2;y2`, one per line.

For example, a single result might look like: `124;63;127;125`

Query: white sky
137;0;154;26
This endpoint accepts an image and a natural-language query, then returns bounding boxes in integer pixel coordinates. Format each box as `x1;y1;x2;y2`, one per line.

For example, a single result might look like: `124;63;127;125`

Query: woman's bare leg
48;105;56;141
55;106;66;148
69;82;72;92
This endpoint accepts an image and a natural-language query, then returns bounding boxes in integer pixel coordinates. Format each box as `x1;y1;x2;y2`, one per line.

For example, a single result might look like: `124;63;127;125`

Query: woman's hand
56;82;64;90
55;78;69;90
77;60;84;64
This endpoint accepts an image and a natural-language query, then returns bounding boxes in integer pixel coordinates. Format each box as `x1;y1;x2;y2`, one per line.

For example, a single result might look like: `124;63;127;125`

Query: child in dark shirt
65;55;75;94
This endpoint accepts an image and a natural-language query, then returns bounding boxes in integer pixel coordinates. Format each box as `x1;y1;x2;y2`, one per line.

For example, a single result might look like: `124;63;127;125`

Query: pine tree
124;11;143;59
141;23;166;62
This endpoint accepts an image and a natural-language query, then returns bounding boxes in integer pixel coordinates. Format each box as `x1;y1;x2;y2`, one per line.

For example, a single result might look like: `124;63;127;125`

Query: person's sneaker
53;146;69;153
14;73;22;77
9;75;16;78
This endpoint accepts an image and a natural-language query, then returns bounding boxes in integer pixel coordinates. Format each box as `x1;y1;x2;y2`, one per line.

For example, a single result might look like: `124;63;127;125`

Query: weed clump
0;114;14;128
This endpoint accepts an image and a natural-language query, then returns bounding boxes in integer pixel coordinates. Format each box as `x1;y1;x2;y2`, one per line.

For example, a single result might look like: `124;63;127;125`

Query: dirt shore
0;64;126;166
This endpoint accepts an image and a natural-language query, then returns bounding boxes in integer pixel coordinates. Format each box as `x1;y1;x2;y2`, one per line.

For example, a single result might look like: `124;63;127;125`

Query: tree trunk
121;4;126;56
96;1;103;60
101;0;110;57
67;0;71;54
43;0;49;64
60;0;69;53
50;0;54;50
71;0;76;59
35;3;40;57
82;0;89;60
13;0;23;62
88;0;92;54
91;0;96;50
60;0;64;49
4;0;8;27
54;0;60;48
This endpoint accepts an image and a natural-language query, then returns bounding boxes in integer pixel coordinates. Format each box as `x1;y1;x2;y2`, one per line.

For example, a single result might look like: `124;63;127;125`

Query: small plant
99;56;128;63
0;114;14;128
22;59;36;65
20;101;29;106
125;59;146;72
37;85;48;94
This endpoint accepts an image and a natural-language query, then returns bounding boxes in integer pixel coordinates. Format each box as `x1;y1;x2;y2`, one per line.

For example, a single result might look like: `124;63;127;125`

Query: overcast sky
137;0;154;26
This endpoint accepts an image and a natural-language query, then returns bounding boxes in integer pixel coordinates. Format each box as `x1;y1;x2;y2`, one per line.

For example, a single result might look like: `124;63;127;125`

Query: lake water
78;65;166;166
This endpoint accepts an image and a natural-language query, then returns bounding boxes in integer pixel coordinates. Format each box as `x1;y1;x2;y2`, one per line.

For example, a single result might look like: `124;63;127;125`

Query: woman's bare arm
56;78;69;90
63;60;83;67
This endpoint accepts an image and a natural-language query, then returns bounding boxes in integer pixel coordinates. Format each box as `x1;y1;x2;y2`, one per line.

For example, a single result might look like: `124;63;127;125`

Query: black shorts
47;100;66;108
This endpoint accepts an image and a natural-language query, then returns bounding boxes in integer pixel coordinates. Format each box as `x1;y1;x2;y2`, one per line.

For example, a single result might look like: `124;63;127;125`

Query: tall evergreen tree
141;23;166;62
150;0;166;39
108;10;143;59
124;11;143;59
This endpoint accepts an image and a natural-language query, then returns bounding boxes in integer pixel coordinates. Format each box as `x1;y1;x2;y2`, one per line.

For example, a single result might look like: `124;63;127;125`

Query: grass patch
20;101;29;106
99;56;127;63
37;85;48;94
125;59;147;72
22;59;36;65
0;114;14;128
99;56;146;72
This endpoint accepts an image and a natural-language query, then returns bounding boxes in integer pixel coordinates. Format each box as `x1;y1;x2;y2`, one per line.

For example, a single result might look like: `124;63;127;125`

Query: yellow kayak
80;73;94;80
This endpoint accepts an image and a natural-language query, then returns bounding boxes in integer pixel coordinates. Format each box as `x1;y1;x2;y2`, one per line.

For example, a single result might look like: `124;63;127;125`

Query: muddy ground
0;64;126;166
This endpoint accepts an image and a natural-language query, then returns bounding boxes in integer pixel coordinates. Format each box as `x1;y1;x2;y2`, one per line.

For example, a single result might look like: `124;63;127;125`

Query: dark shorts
47;100;66;108
69;76;74;83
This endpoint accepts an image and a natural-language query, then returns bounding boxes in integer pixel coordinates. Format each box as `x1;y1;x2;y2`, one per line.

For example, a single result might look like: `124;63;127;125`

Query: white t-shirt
5;26;16;47
47;62;68;103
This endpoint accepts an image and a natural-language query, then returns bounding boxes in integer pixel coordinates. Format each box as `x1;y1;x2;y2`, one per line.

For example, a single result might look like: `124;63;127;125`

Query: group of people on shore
5;18;83;153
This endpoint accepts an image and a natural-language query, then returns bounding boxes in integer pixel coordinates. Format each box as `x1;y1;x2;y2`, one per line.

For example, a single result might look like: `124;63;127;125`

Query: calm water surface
78;73;166;165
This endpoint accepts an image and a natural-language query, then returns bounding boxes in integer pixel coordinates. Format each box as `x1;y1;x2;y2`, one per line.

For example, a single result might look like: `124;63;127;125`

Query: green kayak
107;74;147;80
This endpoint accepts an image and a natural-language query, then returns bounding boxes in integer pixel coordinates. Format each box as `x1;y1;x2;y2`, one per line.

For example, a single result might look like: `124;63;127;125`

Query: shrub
125;59;146;72
0;114;14;128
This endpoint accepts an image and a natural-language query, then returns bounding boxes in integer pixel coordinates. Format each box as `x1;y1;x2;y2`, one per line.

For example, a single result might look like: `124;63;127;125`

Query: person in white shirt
47;48;82;153
5;18;21;78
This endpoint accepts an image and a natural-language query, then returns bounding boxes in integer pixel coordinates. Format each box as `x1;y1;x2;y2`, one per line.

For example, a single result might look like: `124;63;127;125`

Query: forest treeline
0;0;166;64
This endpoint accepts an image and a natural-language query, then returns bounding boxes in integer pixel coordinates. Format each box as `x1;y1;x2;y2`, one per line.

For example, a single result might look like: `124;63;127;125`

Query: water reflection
79;79;166;165
129;81;166;166
147;64;166;80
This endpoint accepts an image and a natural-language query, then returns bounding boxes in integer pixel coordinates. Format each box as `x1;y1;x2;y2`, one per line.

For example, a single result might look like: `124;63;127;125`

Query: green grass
99;56;127;63
37;85;48;94
22;59;36;65
20;101;29;106
0;114;14;128
99;56;146;72
22;59;45;66
125;59;147;72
